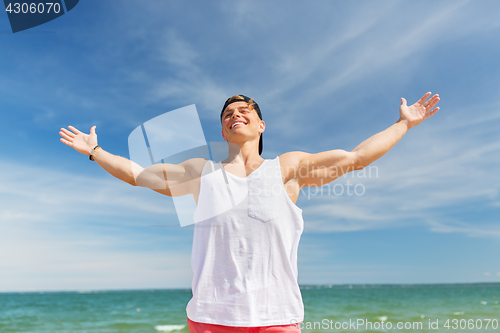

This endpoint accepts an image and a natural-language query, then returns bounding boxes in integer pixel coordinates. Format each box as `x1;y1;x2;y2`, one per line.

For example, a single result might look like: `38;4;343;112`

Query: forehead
222;101;251;114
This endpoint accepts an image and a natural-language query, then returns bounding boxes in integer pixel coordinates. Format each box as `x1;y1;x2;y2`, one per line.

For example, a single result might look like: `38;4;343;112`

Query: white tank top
186;157;304;327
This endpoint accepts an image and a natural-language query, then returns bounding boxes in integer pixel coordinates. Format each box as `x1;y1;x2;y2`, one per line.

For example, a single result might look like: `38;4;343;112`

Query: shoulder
181;158;209;179
278;151;310;181
278;151;309;167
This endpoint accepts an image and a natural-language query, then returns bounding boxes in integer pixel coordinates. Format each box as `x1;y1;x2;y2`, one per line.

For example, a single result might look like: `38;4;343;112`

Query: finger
424;107;440;119
423;94;439;106
68;125;82;134
417;92;432;105
59;131;73;141
401;97;407;107
60;127;75;138
60;138;73;146
90;125;96;135
426;95;440;110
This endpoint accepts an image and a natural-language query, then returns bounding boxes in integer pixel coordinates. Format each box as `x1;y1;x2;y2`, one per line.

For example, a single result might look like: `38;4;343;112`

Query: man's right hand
59;125;98;156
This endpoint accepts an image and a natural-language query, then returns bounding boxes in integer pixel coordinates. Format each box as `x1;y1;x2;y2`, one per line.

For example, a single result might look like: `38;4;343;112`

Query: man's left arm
289;92;440;188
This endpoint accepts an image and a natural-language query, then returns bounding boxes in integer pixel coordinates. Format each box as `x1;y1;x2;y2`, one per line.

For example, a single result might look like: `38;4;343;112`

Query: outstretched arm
60;125;141;186
353;92;440;167
282;92;440;188
59;126;204;196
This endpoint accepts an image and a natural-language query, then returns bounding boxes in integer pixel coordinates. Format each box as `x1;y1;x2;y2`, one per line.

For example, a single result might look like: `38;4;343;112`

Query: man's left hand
399;92;440;129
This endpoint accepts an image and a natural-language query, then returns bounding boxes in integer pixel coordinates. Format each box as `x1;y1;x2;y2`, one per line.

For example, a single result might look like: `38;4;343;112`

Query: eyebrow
222;106;251;117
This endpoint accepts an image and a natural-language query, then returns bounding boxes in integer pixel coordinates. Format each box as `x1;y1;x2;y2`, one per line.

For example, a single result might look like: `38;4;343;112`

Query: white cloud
0;160;176;222
295;104;500;237
426;219;500;239
3;1;500;289
0;242;192;291
0;159;193;291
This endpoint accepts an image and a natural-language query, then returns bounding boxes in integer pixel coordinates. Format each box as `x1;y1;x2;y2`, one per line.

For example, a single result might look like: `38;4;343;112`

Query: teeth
231;122;246;129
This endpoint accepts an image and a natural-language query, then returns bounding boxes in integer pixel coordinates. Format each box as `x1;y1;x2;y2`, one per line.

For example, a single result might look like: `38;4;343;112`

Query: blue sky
1;0;500;292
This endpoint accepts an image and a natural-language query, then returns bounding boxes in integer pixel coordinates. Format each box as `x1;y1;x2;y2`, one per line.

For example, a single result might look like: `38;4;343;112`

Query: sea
0;283;499;332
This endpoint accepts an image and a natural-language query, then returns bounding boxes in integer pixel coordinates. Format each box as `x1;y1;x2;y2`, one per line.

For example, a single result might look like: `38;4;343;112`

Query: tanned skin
60;93;440;204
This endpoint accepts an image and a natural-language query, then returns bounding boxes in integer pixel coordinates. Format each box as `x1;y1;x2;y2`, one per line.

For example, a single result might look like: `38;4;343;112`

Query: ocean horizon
1;283;499;332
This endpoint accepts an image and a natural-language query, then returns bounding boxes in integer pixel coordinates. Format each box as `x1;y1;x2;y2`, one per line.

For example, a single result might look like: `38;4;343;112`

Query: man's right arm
60;125;204;196
92;149;205;197
90;147;141;186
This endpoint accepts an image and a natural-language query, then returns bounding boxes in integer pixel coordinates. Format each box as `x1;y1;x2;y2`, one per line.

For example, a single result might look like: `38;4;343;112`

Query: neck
224;141;263;166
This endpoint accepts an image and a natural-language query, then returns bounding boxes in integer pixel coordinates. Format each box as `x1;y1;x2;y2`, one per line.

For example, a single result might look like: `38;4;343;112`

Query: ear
259;120;265;135
221;129;227;141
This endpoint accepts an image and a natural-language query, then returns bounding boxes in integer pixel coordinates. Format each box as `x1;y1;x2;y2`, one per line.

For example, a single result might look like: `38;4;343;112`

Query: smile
230;121;247;129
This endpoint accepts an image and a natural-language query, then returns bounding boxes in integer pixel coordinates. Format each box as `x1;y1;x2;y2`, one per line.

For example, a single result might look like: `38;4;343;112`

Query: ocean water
0;284;498;332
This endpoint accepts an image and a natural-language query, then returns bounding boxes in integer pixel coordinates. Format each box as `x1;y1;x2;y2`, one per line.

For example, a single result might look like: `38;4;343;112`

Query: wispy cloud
2;1;500;289
0;241;192;291
425;218;500;239
0;159;193;291
297;104;500;237
0;160;176;223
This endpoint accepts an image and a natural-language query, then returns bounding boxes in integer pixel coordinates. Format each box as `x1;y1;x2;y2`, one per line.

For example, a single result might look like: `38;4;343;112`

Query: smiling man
60;92;440;333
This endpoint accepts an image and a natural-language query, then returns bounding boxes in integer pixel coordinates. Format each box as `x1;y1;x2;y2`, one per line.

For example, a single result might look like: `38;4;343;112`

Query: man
60;92;440;332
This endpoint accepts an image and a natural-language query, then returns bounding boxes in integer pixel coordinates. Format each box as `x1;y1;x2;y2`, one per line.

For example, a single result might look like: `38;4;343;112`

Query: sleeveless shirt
186;157;304;327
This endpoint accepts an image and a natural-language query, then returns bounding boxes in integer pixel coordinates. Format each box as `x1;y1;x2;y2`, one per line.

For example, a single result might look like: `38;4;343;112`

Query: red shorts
187;318;301;333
